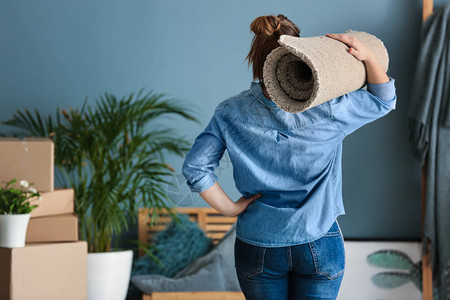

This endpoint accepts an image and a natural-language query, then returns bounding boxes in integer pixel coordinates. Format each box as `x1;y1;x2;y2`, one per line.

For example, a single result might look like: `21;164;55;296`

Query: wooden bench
137;207;245;300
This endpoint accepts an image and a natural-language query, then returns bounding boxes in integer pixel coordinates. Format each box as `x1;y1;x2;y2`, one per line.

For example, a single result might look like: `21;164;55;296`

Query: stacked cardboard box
0;137;87;300
0;241;87;300
26;189;79;242
0;137;54;192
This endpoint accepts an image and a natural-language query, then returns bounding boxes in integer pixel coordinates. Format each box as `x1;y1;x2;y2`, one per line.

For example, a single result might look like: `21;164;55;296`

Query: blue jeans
234;220;345;300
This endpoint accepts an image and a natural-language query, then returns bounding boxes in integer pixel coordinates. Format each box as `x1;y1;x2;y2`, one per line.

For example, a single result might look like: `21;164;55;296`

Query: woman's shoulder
219;88;254;107
215;88;258;116
215;86;334;130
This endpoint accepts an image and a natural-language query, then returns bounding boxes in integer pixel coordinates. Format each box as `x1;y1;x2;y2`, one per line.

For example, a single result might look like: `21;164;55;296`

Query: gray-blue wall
2;0;440;243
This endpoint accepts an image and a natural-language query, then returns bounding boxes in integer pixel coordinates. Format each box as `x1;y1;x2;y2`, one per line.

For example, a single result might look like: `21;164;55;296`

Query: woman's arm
364;56;389;84
200;181;261;217
326;33;397;136
182;104;261;218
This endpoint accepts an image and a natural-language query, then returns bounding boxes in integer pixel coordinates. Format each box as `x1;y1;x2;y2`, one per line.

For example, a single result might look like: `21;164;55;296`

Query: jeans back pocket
322;220;342;237
308;220;345;280
234;237;266;279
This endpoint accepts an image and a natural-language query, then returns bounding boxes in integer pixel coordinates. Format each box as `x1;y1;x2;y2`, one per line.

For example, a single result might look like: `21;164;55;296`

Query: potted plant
0;179;42;248
2;90;198;299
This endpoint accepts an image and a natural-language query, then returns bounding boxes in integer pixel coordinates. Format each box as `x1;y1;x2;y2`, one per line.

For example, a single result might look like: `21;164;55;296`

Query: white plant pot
87;249;134;300
0;213;31;248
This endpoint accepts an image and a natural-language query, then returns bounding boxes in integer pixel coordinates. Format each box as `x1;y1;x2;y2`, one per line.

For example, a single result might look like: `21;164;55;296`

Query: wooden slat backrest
138;207;237;257
149;291;245;300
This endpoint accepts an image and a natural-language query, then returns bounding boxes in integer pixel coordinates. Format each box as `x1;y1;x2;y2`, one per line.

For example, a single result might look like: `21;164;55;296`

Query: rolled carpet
262;30;389;113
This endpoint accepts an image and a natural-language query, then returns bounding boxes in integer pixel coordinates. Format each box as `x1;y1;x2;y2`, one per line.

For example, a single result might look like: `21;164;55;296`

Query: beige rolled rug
262;30;389;113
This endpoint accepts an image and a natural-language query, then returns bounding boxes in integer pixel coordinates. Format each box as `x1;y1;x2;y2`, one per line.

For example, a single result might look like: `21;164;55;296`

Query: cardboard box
26;213;78;242
0;241;87;300
0;137;54;192
29;189;75;218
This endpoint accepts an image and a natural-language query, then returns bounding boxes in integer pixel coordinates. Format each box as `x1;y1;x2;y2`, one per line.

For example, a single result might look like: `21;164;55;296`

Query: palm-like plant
2;90;199;252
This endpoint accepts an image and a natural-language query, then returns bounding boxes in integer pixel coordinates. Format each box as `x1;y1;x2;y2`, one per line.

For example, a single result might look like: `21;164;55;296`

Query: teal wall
2;0;441;244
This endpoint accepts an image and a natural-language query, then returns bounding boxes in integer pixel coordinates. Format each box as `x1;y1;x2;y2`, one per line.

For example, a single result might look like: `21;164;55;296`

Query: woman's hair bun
250;15;281;36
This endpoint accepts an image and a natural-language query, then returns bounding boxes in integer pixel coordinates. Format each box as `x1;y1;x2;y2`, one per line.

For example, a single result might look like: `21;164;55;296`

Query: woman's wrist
363;55;389;84
200;181;237;217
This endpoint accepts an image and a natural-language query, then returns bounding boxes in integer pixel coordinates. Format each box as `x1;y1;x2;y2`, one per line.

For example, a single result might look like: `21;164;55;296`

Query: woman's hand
325;33;375;62
231;193;262;217
199;182;262;218
325;33;389;84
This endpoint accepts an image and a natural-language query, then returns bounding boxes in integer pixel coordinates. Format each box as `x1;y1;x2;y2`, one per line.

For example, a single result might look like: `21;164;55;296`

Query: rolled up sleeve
182;105;227;194
330;76;397;136
367;76;397;102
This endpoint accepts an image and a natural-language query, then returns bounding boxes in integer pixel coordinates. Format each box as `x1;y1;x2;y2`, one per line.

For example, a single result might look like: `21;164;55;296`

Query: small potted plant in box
0;179;42;248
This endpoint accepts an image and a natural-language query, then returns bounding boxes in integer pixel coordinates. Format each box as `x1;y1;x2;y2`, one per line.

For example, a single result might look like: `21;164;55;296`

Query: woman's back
219;82;342;209
182;78;396;247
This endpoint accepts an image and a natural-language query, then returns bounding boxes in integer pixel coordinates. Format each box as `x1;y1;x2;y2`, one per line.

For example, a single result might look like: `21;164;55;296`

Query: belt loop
287;246;293;271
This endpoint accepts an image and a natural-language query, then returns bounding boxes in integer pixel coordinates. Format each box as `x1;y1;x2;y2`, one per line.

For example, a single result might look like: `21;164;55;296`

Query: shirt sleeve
329;76;397;136
182;104;227;194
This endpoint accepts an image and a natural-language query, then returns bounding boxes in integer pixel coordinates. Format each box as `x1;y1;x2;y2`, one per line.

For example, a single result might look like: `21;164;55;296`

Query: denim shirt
182;77;397;247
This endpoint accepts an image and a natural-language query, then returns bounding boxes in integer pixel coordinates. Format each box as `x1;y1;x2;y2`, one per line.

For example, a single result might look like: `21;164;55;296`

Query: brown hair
245;14;300;87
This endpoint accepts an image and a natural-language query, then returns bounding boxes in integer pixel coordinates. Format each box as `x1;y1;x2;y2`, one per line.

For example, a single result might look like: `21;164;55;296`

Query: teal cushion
127;212;214;299
132;213;214;277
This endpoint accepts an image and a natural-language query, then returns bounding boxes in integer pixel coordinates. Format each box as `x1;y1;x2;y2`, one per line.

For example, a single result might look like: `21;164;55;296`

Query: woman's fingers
233;193;261;217
244;193;261;204
326;33;369;61
243;193;261;204
326;33;359;48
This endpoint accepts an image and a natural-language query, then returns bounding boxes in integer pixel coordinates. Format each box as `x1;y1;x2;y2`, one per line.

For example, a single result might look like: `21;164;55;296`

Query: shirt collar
250;81;279;110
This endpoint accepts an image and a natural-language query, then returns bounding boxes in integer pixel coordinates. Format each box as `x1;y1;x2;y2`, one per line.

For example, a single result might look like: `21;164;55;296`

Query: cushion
131;252;226;294
174;222;241;291
127;213;214;299
131;213;214;277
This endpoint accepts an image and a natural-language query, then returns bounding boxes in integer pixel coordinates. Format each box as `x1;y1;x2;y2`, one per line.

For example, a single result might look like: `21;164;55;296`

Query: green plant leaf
371;272;411;288
367;250;415;271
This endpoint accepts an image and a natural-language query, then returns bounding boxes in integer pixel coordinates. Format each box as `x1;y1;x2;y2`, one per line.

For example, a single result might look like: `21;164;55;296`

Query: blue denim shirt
182;77;397;247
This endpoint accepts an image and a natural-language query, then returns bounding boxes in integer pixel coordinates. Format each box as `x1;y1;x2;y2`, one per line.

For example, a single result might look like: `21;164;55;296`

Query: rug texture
263;30;389;113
